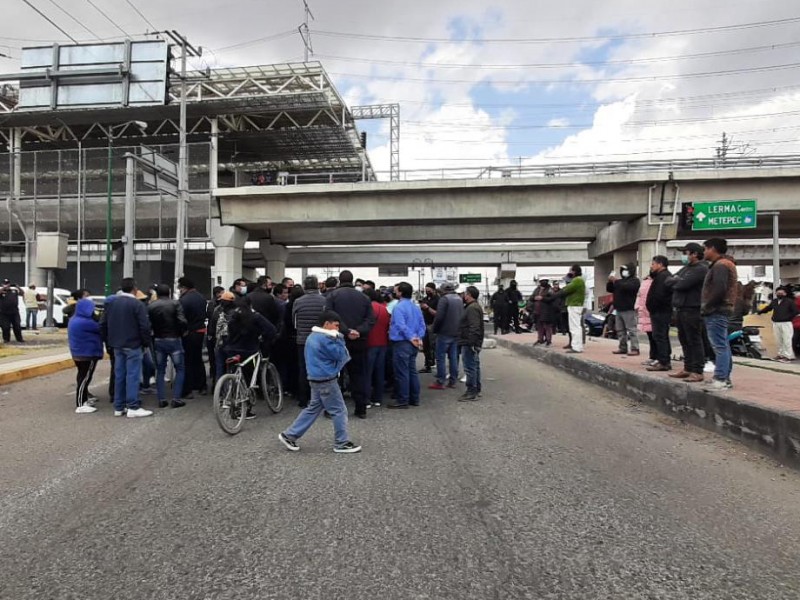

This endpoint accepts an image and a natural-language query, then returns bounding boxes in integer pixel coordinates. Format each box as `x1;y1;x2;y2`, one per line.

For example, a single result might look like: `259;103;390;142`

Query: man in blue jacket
279;311;361;453
388;282;427;408
101;278;153;418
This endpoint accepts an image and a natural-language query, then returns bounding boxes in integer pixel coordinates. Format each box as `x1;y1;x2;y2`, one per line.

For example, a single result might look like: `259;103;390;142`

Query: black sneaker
171;399;186;408
333;441;362;454
458;392;477;402
245;408;256;420
278;432;300;452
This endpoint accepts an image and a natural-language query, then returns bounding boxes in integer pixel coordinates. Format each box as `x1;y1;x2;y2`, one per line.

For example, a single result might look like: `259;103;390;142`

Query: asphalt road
1;348;799;600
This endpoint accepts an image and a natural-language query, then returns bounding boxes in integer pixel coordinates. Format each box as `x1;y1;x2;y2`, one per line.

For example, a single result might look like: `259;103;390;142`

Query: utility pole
299;0;315;62
156;31;202;295
716;132;730;163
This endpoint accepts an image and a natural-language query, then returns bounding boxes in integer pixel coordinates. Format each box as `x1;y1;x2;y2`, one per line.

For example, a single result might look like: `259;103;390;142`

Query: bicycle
212;351;283;435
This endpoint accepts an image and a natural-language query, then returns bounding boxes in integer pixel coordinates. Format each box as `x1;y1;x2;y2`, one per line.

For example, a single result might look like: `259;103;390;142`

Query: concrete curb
494;337;800;467
0;357;75;386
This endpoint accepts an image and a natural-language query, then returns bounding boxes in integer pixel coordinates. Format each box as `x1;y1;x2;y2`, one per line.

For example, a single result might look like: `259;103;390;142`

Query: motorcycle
728;325;764;359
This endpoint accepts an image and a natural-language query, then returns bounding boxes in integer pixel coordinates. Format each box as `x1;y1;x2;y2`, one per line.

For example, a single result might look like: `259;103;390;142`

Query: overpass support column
260;239;289;281
592;255;613;309
210;218;248;289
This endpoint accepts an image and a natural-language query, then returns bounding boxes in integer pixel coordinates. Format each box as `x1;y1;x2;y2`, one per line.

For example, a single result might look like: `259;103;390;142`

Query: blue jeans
393;340;420;406
25;308;38;330
142;347;155;388
366;345;387;402
154;338;185;401
461;346;482;394
704;313;733;382
435;334;459;385
283;379;349;446
113;347;143;411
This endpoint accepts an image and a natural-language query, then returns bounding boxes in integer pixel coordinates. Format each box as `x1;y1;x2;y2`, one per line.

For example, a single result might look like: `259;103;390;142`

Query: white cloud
2;0;799;172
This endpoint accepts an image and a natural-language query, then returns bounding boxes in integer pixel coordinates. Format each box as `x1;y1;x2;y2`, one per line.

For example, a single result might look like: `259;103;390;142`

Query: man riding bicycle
221;297;277;419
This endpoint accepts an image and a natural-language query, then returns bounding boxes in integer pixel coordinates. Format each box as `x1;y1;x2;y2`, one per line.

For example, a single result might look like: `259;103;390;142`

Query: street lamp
105;121;147;294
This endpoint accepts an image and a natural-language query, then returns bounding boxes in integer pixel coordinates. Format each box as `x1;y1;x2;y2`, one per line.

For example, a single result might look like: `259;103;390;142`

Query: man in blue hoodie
278;311;361;454
101;278;153;418
67;298;104;414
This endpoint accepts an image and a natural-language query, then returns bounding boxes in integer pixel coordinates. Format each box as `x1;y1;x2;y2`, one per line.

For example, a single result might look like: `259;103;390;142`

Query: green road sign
692;199;757;231
459;273;481;284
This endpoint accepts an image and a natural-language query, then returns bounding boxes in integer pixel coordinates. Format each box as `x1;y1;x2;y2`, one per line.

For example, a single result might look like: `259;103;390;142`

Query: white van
17;287;73;328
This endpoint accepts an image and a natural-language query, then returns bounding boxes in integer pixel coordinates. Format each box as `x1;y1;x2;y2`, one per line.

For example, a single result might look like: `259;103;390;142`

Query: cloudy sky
2;0;799;178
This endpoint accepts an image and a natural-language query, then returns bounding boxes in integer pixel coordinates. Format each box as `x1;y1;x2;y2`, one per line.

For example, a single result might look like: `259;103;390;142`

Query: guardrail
371;154;800;182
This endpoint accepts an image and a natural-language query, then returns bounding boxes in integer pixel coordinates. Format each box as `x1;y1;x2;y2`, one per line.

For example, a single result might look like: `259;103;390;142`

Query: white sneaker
114;410;127;417
703;361;715;373
705;379;732;392
75;405;97;414
126;407;154;418
459;375;467;383
86;396;98;407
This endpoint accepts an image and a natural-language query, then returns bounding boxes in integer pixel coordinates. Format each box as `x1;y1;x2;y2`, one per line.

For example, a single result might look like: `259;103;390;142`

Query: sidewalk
493;331;800;466
0;330;73;386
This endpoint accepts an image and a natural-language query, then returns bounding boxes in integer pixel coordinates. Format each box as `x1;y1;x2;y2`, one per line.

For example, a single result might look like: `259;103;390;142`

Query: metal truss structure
0;62;375;180
351;103;399;181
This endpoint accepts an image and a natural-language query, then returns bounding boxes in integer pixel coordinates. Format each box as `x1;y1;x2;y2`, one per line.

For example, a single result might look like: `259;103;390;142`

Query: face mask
777;293;786;299
681;255;690;266
355;286;363;292
620;269;630;278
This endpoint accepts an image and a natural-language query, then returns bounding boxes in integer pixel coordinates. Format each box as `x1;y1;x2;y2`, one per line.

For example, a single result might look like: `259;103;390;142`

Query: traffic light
680;202;695;231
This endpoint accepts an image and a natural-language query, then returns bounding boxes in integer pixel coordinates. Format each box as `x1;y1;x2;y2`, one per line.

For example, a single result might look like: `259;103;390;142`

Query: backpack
215;310;230;350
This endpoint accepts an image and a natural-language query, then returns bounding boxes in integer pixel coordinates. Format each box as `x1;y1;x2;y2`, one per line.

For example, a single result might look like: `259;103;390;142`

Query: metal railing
370;154;800;182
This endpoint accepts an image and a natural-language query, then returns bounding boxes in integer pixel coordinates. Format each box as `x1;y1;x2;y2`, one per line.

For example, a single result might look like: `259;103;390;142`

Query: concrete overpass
215;164;800;283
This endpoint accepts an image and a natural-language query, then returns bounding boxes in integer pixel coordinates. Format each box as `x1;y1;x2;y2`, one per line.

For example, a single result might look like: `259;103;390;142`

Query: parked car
584;312;606;337
17;287;72;328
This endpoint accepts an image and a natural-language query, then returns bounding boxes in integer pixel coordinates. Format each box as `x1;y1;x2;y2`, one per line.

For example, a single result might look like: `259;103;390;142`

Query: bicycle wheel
260;361;284;413
213;373;247;435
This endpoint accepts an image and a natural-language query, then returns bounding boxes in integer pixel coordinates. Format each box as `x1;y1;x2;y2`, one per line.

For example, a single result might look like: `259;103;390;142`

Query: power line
123;0;157;32
330;62;800;86
312;16;800;45
20;0;78;43
45;0;102;40
85;0;129;37
213;30;298;53
369;85;800;111
403;109;800;131
317;41;800;71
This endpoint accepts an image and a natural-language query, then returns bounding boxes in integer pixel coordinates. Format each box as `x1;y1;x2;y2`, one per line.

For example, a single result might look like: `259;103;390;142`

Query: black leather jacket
148;298;188;339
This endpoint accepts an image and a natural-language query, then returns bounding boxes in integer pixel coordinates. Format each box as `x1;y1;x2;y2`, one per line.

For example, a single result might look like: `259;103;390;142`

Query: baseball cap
682;242;704;255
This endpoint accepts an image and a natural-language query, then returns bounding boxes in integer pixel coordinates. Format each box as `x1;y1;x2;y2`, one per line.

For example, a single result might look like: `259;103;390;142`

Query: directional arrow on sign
696;212;707;221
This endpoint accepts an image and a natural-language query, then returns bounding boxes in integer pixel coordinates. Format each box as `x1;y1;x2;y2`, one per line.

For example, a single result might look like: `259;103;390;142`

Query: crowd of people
65;271;488;453
603;237;800;391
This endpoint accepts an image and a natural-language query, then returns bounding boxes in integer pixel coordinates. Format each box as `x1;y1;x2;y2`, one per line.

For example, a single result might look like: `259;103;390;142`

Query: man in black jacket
292;275;327;407
249;275;281;329
325;270;376;418
606;264;641;356
0;279;24;343
665;243;708;382
490;285;506;335
645;256;673;371
759;285;799;361
505;280;523;334
419;282;439;372
458;286;484;401
177;277;208;398
148;284;188;408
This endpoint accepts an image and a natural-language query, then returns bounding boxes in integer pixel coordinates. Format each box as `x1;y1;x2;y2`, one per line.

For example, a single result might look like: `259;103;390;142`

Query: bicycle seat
226;355;242;365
